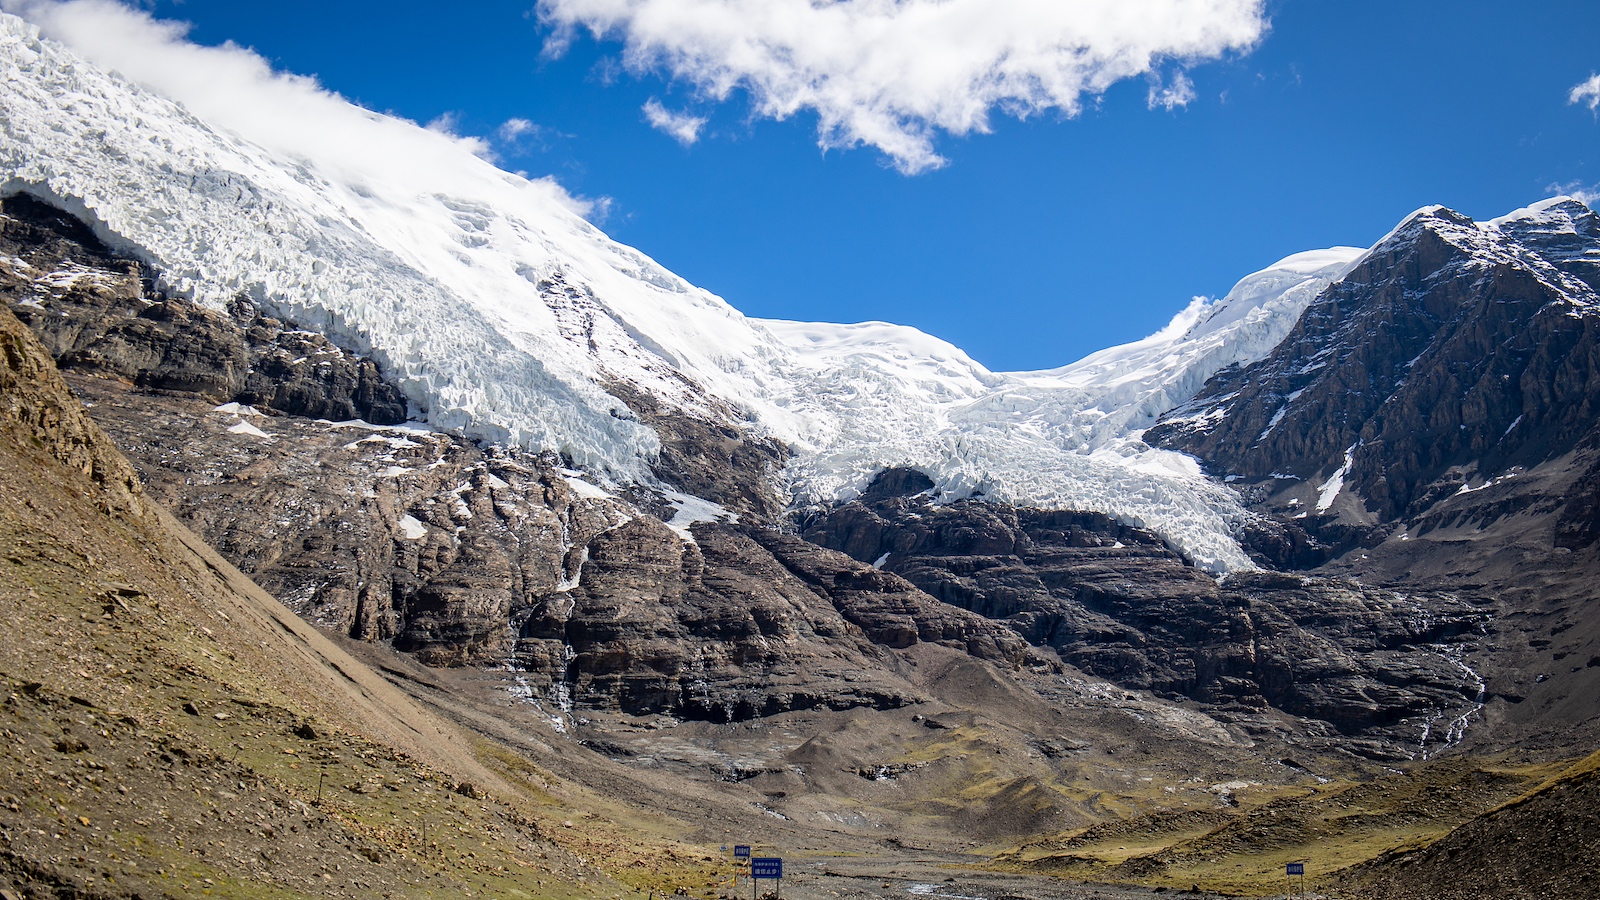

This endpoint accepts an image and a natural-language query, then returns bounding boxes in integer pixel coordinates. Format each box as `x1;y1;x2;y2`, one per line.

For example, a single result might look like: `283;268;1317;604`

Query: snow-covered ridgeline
0;11;794;479
759;252;1361;570
1372;201;1600;308
0;9;1374;570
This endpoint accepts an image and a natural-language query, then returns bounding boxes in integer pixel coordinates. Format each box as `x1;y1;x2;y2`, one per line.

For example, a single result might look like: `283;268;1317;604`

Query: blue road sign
734;845;751;859
1286;863;1305;876
751;857;783;880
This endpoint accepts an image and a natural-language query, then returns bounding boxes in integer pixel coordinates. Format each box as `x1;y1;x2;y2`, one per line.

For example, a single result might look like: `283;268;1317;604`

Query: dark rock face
0;192;408;424
58;375;601;665
0;197;1034;723
1147;201;1600;525
230;295;409;425
65;364;1035;721
514;519;1029;720
1143;200;1600;757
805;470;1490;756
534;269;790;523
604;380;787;523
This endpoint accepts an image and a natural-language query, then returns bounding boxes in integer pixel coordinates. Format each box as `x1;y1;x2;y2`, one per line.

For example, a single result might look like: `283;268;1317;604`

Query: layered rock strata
805;469;1491;756
1;196;1030;723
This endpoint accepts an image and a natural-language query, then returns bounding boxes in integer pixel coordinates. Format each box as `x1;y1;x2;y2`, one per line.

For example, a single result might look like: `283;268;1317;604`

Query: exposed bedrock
804;468;1490;750
1;193;409;424
1;196;1032;723
1146;202;1600;527
0;191;1535;752
513;517;1031;720
1141;202;1600;756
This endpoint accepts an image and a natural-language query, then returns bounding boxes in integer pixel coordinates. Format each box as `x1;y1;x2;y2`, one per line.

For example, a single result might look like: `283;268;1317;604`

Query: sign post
1285;862;1306;896
751;857;782;900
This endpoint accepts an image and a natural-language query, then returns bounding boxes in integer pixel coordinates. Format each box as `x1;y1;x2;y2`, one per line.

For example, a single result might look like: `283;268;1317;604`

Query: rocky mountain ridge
4;155;1599;900
0;193;1519;765
1148;199;1600;526
1148;198;1600;756
805;468;1491;758
1;194;1040;725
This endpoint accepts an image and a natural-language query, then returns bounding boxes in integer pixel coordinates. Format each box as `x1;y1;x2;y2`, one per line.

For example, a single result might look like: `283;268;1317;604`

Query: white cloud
1572;73;1600;115
1547;180;1600;208
1147;70;1196;112
1;0;598;217
642;98;706;144
538;0;1266;173
499;117;539;140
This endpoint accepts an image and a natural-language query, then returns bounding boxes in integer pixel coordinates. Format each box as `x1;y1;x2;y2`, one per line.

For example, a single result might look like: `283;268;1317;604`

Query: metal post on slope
1285;861;1306;897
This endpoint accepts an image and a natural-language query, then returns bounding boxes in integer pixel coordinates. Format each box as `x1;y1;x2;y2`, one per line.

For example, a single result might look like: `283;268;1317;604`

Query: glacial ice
0;11;1383;571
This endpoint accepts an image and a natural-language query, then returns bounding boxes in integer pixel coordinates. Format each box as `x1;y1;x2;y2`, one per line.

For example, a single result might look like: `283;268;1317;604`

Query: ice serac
756;249;1362;572
0;9;1360;570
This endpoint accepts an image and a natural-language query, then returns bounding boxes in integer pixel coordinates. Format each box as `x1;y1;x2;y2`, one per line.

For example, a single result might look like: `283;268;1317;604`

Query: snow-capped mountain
0;11;1402;570
1149;197;1600;515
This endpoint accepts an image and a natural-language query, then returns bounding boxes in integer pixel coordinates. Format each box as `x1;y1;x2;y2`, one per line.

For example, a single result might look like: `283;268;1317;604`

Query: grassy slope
0;305;730;899
1334;749;1600;899
989;751;1577;896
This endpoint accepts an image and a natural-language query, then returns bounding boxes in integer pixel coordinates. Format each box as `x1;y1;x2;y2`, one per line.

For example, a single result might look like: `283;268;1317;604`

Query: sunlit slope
0;303;632;897
0;10;1372;570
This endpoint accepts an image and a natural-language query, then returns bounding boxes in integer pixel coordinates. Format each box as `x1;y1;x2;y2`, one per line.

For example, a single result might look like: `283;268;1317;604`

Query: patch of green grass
989;755;1574;897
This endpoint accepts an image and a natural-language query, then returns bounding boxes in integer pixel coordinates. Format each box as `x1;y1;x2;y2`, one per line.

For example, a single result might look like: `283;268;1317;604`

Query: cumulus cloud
1;0;598;216
1572;73;1600;115
642;98;706;144
1147;70;1196;112
538;0;1266;172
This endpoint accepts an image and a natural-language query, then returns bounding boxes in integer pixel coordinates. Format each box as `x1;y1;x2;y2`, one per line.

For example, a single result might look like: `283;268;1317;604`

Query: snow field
0;10;1506;571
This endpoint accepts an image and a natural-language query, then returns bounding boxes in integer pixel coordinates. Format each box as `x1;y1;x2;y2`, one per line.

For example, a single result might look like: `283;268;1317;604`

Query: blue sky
133;0;1600;371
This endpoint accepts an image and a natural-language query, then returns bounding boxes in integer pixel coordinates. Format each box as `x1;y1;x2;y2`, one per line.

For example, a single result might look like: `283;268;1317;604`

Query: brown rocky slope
0;301;626;897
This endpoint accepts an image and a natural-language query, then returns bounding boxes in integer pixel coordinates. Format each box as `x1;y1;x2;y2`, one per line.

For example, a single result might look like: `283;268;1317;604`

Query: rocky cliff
1146;199;1600;755
804;469;1490;758
1;194;1037;726
1147;200;1600;528
0;192;1550;761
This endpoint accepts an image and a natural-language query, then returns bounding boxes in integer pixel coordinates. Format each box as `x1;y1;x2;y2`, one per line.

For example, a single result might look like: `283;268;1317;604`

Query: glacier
0;9;1370;572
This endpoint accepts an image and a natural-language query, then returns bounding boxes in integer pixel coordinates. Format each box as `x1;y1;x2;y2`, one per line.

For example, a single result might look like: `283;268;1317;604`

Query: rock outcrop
1;193;409;424
1140;201;1600;757
805;469;1490;756
514;518;1031;720
9;190;1596;758
1147;200;1600;526
1;196;1036;723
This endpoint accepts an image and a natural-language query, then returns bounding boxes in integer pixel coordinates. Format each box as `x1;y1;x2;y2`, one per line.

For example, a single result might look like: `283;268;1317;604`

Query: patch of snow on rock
1316;444;1357;513
396;514;428;540
226;419;271;439
662;490;737;540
